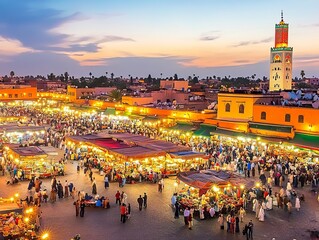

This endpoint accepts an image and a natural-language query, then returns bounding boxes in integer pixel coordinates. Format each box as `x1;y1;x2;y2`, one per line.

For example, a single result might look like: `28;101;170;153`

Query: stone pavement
0;157;318;240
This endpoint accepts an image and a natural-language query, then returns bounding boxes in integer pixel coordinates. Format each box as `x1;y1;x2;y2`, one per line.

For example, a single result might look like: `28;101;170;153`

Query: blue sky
0;0;318;79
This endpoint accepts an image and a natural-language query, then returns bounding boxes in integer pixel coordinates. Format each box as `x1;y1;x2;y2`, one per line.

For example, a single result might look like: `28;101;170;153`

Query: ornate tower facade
269;12;293;91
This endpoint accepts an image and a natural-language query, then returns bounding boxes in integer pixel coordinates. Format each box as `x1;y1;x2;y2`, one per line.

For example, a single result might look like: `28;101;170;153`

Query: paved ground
0;152;318;240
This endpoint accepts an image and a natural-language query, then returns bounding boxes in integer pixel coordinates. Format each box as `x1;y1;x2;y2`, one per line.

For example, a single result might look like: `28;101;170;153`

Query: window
298;115;304;123
9;94;12;98
285;114;291;122
14;94;18;98
239;104;245;114
225;103;230;112
28;93;32;97
261;111;266;120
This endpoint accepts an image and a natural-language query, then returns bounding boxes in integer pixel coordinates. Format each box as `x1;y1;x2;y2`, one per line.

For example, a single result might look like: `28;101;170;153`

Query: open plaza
0;100;318;240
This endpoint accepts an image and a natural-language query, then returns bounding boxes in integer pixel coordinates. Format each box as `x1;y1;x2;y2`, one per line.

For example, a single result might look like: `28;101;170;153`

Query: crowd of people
0;103;318;238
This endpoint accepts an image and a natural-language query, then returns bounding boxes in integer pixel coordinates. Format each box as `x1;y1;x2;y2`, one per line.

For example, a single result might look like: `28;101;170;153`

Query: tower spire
281;10;283;21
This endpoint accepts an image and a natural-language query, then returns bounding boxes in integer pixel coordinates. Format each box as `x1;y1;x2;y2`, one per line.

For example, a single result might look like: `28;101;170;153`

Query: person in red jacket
115;190;121;206
120;203;126;223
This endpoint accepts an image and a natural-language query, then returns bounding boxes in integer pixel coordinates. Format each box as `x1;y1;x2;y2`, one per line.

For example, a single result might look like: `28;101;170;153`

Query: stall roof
169;151;205;159
104;107;116;115
90;139;131;149
109;133;152;143
287;133;319;151
144;140;188;152
67;134;110;143
142;116;160;123
168;122;194;132
67;132;191;159
177;170;254;189
39;146;59;156
110;146;165;159
8;146;48;157
1;125;46;133
193;124;217;137
0;202;22;214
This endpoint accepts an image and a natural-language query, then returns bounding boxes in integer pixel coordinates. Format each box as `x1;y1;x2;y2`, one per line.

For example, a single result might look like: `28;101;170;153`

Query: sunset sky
0;0;319;78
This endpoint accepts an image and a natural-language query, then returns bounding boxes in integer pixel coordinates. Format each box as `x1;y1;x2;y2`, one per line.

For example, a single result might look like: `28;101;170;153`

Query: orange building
160;80;188;91
252;104;319;135
122;95;153;106
67;86;116;101
0;85;37;101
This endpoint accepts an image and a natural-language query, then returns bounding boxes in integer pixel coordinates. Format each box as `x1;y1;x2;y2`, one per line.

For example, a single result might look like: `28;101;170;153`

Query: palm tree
89;72;92;78
10;71;15;79
64;72;69;82
111;73;114;80
49;73;55;80
105;72;108;78
109;89;122;102
160;73;163;79
300;70;305;79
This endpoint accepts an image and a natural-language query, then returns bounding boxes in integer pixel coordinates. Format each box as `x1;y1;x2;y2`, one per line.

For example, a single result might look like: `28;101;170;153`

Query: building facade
160;80;188;91
0;85;37;101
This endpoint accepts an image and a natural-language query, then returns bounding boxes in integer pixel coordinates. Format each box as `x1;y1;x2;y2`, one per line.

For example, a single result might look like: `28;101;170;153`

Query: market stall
66;133;198;178
3;144;62;179
1;125;46;146
176;170;253;213
0;195;41;239
167;151;206;174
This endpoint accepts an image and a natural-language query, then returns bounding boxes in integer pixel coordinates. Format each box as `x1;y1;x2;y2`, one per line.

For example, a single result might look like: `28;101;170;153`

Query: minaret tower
269;11;293;91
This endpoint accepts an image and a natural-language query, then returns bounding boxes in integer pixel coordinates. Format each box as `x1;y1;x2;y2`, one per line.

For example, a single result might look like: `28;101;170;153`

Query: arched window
261;111;266;120
239;104;245;114
298;115;304;123
285;114;291;122
225;103;230;112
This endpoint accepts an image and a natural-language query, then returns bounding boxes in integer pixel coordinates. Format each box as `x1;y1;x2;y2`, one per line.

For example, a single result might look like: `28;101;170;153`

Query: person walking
126;203;131;219
226;214;231;232
121;191;127;205
218;214;225;230
258;206;265;222
230;215;235;233
287;200;292;214
57;181;63;199
115;191;121;206
295;196;300;211
174;201;180;219
89;169;93;182
158;179;162;192
137;195;143;211
80;200;85;217
50;188;56;203
74;200;80;217
104;175;109;189
184;207;190;226
64;180;69;197
120;203;126;223
143;193;147;208
235;216;240;233
188;212;193;230
68;182;74;198
239;207;246;222
92;178;97;195
246;220;254;240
